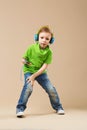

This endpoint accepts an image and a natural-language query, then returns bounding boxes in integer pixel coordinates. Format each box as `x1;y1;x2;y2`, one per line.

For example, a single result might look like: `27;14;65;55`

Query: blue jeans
16;72;62;113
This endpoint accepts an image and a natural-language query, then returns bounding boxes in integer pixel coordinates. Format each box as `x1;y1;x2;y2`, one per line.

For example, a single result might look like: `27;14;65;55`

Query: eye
46;38;50;40
40;36;44;39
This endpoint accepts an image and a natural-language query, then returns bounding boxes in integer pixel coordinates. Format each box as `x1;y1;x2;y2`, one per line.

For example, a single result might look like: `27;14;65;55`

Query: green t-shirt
22;42;52;73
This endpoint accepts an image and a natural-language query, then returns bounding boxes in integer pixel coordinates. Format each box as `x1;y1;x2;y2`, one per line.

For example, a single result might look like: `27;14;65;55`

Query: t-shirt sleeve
44;50;52;64
22;50;28;60
22;46;31;60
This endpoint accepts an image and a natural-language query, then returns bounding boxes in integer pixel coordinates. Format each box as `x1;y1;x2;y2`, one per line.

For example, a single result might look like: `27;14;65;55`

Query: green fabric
22;42;52;73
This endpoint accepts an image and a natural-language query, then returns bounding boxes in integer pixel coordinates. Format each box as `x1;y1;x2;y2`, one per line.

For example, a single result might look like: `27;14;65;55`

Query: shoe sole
16;112;24;118
58;112;65;115
57;110;65;115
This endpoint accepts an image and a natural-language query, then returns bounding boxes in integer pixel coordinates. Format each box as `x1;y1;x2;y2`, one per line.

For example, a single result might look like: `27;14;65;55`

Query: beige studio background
0;0;87;114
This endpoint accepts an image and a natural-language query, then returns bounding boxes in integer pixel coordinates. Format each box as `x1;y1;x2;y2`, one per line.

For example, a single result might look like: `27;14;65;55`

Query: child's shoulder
48;46;53;52
27;43;37;48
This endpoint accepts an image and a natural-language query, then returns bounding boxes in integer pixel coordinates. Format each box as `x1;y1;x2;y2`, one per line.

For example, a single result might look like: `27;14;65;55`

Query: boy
16;26;65;117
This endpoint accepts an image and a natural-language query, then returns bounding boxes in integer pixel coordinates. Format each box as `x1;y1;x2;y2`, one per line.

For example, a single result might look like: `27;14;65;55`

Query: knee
26;84;33;94
48;87;57;97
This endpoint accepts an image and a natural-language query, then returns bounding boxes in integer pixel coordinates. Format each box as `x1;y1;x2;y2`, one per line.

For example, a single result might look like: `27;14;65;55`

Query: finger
26;78;31;84
26;77;31;82
30;81;33;86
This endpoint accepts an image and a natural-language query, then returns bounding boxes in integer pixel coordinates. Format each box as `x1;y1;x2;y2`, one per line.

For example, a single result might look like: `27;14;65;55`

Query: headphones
34;34;55;44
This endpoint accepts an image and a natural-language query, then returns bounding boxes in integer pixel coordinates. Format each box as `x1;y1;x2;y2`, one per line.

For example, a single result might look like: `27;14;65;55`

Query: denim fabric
16;72;62;113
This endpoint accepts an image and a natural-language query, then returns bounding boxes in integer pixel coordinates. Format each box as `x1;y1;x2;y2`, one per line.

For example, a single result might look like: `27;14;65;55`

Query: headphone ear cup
50;37;55;44
34;34;39;41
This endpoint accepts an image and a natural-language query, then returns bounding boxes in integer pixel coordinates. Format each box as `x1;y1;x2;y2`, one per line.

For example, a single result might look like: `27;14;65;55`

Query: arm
22;58;28;64
33;63;48;77
27;63;48;86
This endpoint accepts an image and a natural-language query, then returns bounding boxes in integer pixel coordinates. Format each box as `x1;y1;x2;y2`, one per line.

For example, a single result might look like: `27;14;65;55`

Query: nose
42;38;46;42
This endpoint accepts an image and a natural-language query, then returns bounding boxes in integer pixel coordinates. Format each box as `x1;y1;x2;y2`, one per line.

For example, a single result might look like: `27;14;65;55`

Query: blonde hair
37;25;53;37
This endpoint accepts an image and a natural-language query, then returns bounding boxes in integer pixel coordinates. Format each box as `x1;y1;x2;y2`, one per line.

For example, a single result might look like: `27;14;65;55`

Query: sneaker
57;107;65;115
16;111;24;118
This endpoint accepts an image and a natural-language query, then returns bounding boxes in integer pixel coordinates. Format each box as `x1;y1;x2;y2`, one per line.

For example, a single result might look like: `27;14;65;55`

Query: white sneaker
57;109;65;115
16;111;24;117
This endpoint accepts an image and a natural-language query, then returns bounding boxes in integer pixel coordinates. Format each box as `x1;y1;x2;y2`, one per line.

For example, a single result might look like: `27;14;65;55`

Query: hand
22;58;32;66
26;61;32;66
26;75;35;86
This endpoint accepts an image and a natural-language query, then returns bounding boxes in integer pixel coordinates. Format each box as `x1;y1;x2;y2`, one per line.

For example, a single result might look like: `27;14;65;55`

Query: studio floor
0;107;87;130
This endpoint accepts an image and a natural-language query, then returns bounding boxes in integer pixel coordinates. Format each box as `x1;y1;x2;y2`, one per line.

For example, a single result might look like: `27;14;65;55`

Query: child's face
39;32;51;49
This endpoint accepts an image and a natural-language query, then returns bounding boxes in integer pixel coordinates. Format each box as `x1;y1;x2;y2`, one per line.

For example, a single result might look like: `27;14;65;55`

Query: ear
50;37;55;44
34;34;39;41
